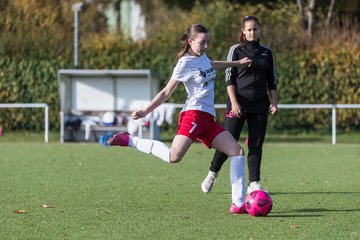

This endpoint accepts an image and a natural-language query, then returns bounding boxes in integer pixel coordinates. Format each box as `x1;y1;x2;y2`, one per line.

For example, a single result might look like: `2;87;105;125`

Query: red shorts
176;110;225;148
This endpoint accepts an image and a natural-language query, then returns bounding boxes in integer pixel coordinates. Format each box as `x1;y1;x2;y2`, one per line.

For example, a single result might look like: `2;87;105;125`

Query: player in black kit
201;16;279;194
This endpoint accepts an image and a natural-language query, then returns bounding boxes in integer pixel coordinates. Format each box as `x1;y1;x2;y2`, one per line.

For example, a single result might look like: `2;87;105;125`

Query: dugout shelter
58;69;159;142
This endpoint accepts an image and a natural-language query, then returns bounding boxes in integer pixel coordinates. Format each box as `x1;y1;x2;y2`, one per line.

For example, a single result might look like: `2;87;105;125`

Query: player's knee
169;157;182;163
169;153;183;163
237;145;245;156
239;146;245;156
228;145;245;157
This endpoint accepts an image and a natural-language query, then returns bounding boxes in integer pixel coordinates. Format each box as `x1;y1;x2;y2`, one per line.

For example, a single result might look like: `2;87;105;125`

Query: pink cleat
229;203;247;214
108;132;130;146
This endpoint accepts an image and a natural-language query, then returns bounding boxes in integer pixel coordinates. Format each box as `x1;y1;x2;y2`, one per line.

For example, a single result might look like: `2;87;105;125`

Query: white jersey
171;53;217;116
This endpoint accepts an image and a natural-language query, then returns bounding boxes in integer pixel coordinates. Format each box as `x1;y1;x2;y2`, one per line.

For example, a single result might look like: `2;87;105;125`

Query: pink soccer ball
245;190;273;217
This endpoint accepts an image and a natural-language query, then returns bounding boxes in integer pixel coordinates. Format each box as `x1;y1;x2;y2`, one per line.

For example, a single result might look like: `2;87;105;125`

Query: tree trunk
325;0;335;28
307;0;315;38
296;0;316;38
297;0;307;29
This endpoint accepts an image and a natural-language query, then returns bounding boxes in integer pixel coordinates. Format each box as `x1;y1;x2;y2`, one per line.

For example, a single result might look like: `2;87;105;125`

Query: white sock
131;137;170;163
230;155;245;207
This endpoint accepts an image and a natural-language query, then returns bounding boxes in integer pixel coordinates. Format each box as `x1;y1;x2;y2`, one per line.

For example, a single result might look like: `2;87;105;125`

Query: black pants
210;111;269;182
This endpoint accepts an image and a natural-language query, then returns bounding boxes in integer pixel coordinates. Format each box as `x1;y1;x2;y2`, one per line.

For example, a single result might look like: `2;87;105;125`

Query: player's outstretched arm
212;57;252;70
131;79;180;120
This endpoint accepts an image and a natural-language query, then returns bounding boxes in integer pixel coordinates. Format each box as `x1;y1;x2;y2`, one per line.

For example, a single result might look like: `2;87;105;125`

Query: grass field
0;138;359;239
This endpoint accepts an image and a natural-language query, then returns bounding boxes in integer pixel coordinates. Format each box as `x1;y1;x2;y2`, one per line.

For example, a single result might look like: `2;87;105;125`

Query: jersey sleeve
225;44;240;87
267;49;277;91
171;58;191;82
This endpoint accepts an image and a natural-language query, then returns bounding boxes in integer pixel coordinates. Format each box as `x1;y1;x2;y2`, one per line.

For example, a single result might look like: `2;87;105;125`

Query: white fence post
0;103;49;143
60;111;64;143
45;105;49;143
332;105;336;145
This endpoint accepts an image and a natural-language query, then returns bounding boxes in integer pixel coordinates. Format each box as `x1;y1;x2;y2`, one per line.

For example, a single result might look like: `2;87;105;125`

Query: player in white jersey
109;24;252;214
171;52;217;116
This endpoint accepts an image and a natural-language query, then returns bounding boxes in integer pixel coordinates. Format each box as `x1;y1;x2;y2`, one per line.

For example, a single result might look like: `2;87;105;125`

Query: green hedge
0;1;359;133
0;45;358;133
273;49;360;133
0;56;68;130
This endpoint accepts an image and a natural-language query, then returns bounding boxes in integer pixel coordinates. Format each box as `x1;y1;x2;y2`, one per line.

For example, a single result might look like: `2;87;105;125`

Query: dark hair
176;24;209;61
238;16;260;46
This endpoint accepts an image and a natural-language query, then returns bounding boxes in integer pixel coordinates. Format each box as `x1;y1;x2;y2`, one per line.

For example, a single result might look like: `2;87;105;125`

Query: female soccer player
109;23;252;214
201;16;279;194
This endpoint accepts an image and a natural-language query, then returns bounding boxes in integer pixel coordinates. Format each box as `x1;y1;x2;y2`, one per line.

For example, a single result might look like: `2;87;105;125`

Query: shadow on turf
210;191;360;196
270;191;360;195
211;191;360;217
267;214;324;218
269;207;360;218
268;192;360;217
292;208;360;213
264;137;325;143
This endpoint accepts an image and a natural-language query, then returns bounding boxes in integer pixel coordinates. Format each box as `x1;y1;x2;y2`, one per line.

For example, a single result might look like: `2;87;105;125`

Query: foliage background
0;0;359;133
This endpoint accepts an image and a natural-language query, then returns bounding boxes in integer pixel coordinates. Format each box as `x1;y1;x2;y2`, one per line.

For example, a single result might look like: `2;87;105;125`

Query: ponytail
175;24;209;61
176;33;190;61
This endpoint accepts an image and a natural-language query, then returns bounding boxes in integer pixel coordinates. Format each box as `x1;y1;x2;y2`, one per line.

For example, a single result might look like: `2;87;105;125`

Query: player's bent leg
168;134;193;163
211;131;244;157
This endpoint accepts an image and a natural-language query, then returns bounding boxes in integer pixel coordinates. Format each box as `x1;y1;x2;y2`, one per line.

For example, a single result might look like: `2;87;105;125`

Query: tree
324;0;335;28
297;0;316;38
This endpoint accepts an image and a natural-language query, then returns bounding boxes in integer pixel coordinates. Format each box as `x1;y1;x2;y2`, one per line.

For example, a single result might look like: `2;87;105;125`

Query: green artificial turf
0;142;359;239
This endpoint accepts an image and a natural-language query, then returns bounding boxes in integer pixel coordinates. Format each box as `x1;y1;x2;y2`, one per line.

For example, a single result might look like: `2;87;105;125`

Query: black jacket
225;41;277;112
